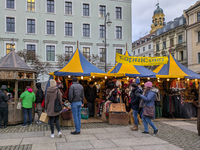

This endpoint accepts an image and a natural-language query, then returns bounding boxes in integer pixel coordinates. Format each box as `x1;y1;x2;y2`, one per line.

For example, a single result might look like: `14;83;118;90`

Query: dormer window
171;23;174;28
179;18;183;25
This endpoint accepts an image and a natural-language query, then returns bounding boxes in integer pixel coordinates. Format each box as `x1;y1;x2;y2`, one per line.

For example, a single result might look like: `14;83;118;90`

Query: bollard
198;83;200;136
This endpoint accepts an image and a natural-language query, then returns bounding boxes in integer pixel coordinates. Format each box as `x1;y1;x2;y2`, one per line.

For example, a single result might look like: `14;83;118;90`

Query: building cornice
23;39;39;43
62;41;76;45
113;44;125;47
43;40;58;44
80;42;93;46
96;43;109;46
108;0;131;3
2;38;19;42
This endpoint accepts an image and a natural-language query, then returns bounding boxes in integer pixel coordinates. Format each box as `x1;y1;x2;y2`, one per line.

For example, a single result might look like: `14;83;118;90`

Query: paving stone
0;139;22;146
89;139;117;149
44;130;72;137
32;143;56;150
95;147;133;150
65;134;98;142
94;132;133;140
56;141;93;150
104;127;131;133
0;132;44;139
110;137;167;147
21;137;66;145
80;128;108;134
131;144;183;150
128;129;152;138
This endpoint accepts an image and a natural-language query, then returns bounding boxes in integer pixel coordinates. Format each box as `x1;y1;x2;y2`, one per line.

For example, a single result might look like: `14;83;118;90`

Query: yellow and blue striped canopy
108;51;156;78
154;54;200;79
54;49;105;76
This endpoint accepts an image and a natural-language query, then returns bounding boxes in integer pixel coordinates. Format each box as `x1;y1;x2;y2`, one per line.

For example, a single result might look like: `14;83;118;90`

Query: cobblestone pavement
0;121;199;150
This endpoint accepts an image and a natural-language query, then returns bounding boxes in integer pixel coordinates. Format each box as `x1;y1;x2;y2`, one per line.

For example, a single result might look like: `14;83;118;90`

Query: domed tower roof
154;5;163;15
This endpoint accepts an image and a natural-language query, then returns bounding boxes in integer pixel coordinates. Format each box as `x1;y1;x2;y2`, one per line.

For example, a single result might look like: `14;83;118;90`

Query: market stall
153;54;200;119
0;51;36;125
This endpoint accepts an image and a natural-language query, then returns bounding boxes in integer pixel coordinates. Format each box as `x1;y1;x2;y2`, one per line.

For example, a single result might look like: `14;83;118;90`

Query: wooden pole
198;83;200;136
77;41;79;49
126;43;127;50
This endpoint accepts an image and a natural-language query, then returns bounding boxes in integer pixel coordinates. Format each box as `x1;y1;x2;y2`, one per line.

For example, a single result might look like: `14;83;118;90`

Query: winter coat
69;82;84;103
35;83;44;103
45;86;62;116
130;87;143;110
20;89;36;109
85;85;97;103
140;90;156;107
0;90;9;108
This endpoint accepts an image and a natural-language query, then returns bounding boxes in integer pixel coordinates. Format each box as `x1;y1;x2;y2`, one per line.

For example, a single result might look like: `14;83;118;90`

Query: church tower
150;3;165;33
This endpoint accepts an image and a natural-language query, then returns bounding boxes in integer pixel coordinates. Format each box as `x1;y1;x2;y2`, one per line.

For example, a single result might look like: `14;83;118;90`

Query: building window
116;7;122;19
170;38;174;46
99;25;105;38
47;21;54;35
138;49;140;54
178;35;182;44
116;26;122;39
6;17;15;32
65;1;72;15
198;53;200;63
6;43;15;54
83;47;90;60
6;0;14;9
116;49;122;54
99;5;106;18
156;43;159;51
27;44;36;60
133;51;135;56
198;32;200;42
46;45;55;61
27;19;35;33
47;0;54;13
180;51;183;60
197;12;200;21
27;0;35;11
163;41;166;49
83;3;89;16
143;47;145;52
149;53;151;57
99;48;105;62
179;18;183;25
83;24;90;37
149;44;151;49
65;22;72;36
65;46;73;60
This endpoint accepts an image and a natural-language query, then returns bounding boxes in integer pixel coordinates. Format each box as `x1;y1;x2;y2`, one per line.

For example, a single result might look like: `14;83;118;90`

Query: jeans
142;116;157;132
71;101;82;132
22;107;32;125
49;115;60;134
87;102;94;116
0;107;8;126
133;110;138;125
36;103;42;120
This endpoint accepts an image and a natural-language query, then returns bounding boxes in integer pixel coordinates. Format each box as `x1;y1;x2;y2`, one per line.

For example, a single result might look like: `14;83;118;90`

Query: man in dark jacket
130;83;143;131
69;77;84;135
85;81;97;117
35;83;43;124
0;85;10;129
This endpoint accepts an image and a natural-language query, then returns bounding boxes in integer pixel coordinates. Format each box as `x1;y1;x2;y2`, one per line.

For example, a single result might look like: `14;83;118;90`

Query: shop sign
116;53;168;66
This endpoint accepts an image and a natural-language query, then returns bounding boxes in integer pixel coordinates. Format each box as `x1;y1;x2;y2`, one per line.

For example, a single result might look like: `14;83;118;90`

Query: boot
130;125;138;131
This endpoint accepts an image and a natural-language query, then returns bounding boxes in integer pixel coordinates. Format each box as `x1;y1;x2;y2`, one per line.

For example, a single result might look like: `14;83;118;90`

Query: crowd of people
0;77;159;137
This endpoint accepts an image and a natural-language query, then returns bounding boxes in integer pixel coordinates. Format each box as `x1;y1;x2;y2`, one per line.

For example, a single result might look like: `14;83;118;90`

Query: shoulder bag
54;89;62;112
143;106;154;118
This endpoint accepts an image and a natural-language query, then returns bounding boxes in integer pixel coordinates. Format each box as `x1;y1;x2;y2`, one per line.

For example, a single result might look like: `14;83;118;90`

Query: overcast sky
131;0;198;42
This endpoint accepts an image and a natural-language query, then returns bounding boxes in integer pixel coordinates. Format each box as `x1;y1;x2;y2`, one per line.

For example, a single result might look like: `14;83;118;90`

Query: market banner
116;53;168;66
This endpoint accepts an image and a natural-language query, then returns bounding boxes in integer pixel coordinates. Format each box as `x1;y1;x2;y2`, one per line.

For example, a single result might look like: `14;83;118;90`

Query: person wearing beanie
69;77;84;135
130;83;143;131
136;81;158;136
0;85;10;129
20;86;36;127
35;82;43;124
85;81;97;117
45;79;62;138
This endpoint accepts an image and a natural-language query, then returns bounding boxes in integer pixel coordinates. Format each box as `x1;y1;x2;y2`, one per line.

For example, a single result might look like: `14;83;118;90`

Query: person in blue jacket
136;81;158;136
130;83;143;131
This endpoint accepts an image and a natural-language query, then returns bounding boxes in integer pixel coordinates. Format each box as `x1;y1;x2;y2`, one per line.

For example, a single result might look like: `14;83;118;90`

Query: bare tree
56;53;71;69
17;49;52;76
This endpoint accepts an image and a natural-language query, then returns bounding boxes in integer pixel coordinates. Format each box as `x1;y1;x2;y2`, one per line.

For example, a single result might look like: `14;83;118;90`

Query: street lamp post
104;12;112;72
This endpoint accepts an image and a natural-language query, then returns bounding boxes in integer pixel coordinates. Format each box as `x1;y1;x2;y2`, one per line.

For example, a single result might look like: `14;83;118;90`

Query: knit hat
136;78;140;84
72;77;78;82
50;79;57;87
1;85;7;90
144;81;152;88
131;83;138;88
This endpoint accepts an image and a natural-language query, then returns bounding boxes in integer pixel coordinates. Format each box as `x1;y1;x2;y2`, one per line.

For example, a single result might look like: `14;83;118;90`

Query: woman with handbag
45;79;62;138
136;81;158;136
